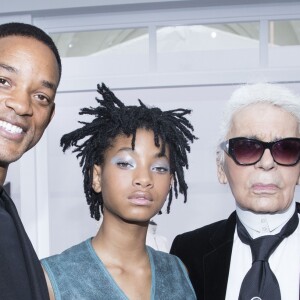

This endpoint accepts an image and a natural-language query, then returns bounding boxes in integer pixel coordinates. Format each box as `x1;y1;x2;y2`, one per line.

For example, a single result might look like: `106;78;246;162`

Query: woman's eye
117;162;133;169
153;166;169;173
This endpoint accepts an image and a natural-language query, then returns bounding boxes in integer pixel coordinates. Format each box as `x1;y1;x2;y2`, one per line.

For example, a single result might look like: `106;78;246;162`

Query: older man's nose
255;149;276;170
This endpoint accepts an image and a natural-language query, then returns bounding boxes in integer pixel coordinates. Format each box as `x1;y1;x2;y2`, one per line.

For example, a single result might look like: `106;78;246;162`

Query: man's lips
251;183;279;193
0;119;24;134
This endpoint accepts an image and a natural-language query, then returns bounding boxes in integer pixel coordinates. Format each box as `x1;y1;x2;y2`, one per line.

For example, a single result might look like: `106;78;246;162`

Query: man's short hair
217;82;300;164
0;22;61;82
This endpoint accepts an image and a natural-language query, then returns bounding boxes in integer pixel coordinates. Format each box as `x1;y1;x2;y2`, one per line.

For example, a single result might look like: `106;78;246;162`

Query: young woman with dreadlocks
42;83;197;300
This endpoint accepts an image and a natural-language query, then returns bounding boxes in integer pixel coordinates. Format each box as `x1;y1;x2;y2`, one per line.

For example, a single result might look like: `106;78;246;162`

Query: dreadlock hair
61;83;197;220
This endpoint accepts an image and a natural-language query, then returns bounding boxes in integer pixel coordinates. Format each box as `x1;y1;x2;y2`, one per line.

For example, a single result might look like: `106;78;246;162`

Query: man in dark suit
171;83;300;300
0;22;61;299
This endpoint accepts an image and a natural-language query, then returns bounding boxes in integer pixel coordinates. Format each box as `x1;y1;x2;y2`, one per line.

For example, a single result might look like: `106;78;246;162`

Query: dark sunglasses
220;137;300;166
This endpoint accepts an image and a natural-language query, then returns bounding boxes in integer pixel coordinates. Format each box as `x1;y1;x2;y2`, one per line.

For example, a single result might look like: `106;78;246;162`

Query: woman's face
92;128;172;223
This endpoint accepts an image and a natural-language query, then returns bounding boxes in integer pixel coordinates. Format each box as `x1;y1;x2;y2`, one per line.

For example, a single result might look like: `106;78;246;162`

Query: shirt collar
236;201;296;238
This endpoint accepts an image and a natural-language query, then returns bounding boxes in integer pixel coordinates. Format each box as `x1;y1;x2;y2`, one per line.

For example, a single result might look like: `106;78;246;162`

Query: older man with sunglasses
171;82;300;300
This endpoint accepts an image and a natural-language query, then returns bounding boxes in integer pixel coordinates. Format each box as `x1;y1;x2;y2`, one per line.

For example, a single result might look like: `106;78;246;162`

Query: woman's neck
92;214;149;264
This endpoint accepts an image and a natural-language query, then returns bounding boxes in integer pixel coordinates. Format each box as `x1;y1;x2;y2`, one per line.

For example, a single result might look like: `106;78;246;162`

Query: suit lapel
203;212;236;300
203;203;300;299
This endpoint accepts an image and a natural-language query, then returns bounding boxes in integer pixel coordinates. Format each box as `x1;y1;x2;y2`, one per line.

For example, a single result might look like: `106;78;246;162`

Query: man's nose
5;90;33;116
255;149;276;170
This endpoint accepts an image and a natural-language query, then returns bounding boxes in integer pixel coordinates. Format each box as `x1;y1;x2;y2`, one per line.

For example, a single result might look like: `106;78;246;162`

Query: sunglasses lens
231;139;263;165
272;139;300;165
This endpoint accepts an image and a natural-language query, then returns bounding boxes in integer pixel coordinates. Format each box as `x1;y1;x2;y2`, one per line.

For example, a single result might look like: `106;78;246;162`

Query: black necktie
237;208;299;300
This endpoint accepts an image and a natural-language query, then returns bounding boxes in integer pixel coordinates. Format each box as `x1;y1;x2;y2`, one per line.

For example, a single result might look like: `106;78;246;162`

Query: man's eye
0;78;10;86
35;94;51;104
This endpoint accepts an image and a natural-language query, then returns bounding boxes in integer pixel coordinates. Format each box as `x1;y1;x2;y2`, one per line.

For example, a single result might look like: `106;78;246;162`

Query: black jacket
170;203;300;300
0;187;49;300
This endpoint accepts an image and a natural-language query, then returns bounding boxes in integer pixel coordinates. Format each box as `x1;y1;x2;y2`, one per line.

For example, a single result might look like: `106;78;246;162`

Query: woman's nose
133;168;153;189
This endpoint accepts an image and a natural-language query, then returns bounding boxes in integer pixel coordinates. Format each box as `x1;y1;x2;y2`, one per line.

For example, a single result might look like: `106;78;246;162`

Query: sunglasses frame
220;137;300;166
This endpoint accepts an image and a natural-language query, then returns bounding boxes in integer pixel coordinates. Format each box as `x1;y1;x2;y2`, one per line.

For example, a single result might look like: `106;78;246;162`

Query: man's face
218;103;300;213
0;35;59;166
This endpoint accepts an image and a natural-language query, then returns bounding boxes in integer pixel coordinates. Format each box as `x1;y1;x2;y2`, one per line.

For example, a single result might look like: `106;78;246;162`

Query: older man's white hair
217;82;300;165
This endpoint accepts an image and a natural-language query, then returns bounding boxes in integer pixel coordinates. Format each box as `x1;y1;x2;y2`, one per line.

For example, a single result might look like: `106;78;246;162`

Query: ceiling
1;0;299;17
51;20;300;58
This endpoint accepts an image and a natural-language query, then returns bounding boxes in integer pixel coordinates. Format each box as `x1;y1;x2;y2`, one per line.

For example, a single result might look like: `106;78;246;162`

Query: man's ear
297;173;300;185
217;162;228;184
50;103;55;122
92;164;102;193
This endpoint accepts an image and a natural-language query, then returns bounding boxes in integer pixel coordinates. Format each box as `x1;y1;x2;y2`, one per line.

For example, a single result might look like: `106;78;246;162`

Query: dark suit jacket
170;212;236;300
170;203;300;300
0;187;49;300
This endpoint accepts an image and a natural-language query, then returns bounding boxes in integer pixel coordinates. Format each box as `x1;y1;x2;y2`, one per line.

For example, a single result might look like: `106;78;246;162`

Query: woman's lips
128;192;152;206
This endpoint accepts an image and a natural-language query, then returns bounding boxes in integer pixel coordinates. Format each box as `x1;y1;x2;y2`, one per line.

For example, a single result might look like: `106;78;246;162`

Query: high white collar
236;201;296;238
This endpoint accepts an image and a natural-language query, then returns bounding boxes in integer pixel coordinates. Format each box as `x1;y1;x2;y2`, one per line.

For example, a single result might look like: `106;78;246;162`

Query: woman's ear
170;174;174;189
92;164;102;193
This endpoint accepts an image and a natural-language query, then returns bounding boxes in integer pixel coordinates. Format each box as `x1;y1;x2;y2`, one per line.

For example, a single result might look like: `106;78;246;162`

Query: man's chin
0;151;24;167
238;200;284;214
248;205;284;215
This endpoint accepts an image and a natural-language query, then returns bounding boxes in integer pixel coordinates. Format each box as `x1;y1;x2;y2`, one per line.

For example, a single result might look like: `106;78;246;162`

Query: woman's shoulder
147;246;185;270
147;246;197;299
41;238;92;269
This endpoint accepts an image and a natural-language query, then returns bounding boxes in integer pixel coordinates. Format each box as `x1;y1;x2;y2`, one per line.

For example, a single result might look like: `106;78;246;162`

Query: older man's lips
252;183;278;193
128;192;152;206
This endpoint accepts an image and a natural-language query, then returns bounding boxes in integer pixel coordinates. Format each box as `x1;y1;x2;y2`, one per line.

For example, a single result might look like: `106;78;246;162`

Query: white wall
2;1;300;257
45;82;300;255
47;85;234;254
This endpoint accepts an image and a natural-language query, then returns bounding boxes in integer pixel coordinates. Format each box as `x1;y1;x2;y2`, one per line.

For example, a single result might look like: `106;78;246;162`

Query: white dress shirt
146;223;169;252
225;202;300;300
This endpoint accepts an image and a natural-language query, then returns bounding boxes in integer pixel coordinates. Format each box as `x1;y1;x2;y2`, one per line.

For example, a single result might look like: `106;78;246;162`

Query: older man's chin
237;198;294;214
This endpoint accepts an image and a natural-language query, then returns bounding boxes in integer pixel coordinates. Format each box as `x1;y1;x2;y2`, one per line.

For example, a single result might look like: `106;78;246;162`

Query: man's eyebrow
0;63;57;91
0;63;18;73
42;80;57;91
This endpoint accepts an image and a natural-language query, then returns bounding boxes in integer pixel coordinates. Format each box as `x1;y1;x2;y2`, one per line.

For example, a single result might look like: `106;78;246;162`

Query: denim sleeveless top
42;238;196;300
